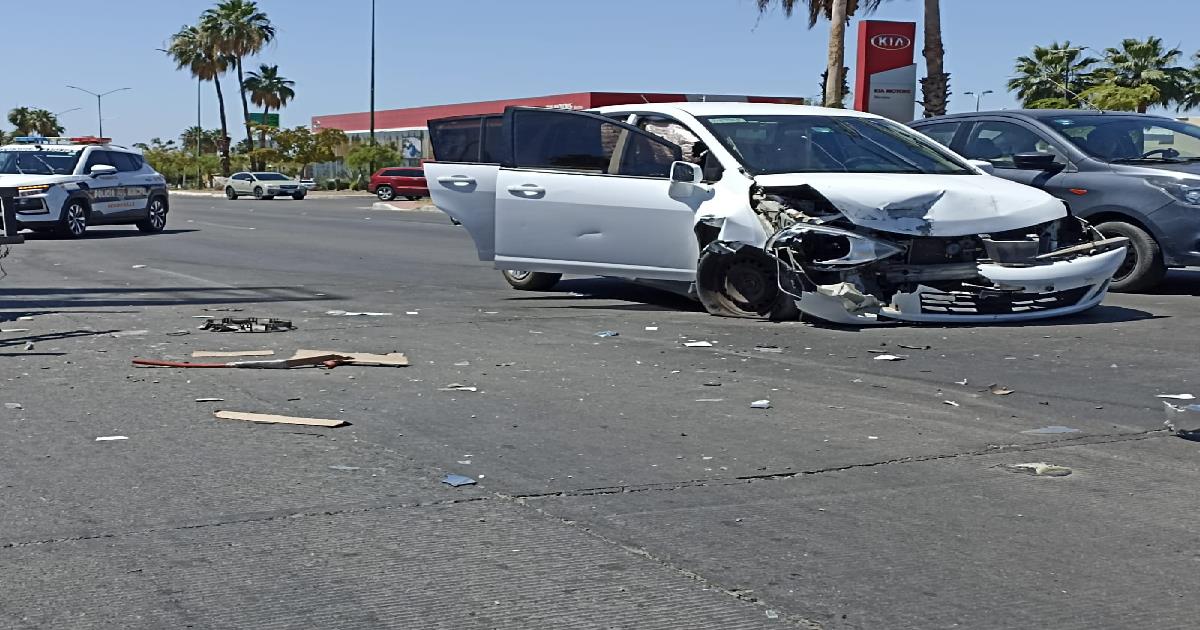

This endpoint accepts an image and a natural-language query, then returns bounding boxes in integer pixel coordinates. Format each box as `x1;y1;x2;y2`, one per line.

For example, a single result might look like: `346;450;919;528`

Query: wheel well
66;195;92;218
1084;211;1153;236
150;193;169;209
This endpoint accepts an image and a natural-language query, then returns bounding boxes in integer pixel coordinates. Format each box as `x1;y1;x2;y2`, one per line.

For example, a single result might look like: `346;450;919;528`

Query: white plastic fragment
1157;394;1196;400
683;341;713;347
750;399;771;409
95;436;128;441
873;354;907;361
1004;462;1072;477
943;400;960;407
644;326;658;331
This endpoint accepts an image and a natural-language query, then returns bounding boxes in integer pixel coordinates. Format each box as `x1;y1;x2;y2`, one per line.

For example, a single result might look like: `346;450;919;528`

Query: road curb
371;202;441;213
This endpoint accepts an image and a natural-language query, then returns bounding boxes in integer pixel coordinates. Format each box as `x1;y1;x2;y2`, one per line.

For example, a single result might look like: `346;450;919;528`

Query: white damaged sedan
425;103;1127;324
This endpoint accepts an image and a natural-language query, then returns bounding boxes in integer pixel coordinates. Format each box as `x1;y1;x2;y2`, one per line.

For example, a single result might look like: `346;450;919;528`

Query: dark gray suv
910;110;1200;291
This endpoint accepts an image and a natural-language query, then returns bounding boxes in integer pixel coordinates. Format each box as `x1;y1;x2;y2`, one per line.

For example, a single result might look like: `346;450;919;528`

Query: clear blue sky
2;0;1198;145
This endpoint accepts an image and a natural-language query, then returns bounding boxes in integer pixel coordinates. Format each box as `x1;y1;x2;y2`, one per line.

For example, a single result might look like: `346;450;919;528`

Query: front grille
919;286;1091;315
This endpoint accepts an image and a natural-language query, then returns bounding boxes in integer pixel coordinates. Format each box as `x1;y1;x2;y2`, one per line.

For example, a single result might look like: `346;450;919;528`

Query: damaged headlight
767;224;905;267
1146;176;1200;206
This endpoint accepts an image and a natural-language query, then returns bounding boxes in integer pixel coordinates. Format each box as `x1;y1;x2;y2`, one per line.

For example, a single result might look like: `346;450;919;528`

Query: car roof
912;109;1178;124
593;101;882;120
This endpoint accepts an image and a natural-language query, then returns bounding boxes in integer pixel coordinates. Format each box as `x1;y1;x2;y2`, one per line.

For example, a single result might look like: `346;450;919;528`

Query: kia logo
870;34;912;50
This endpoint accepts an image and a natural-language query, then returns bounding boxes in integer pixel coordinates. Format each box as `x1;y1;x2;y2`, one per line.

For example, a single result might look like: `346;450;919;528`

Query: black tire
56;198;89;238
136;196;168;233
292;192;306;200
695;246;799;320
376;185;395;201
501;270;561;291
253;186;264;200
406;195;420;201
225;186;238;200
1095;221;1167;292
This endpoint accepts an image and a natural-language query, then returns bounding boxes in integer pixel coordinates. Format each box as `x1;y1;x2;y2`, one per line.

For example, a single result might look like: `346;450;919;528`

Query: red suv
369;166;428;201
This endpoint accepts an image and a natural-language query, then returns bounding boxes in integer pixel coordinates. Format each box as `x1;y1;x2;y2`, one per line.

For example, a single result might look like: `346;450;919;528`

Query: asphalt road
2;195;1199;629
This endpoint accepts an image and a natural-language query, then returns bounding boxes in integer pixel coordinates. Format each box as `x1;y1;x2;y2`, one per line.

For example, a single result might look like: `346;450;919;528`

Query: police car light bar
11;136;110;145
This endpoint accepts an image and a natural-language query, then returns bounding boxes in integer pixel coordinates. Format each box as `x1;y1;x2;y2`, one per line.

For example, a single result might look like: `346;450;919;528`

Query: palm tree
167;24;233;175
243;64;295;151
6;107;63;136
756;1;884;108
1007;41;1099;109
1182;52;1200;111
1085;37;1190;113
201;0;275;162
918;0;948;117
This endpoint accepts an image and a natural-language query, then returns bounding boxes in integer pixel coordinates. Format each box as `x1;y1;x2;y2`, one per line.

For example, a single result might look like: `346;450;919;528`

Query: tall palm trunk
823;0;848;108
214;76;231;176
919;0;949;117
235;58;256;168
259;105;270;150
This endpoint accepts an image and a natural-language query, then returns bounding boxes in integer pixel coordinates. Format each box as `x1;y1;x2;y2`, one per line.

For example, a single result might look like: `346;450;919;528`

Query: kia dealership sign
854;21;917;122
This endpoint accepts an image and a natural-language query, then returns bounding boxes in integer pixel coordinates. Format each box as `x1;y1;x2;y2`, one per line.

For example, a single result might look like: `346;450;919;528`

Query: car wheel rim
67;205;86;235
379;188;392;200
507;270;531;281
1113;247;1138;282
149;201;166;228
721;257;774;313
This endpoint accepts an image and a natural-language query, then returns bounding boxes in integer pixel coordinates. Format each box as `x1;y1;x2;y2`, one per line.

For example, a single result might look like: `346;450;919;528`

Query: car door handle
437;175;476;187
506;184;545;197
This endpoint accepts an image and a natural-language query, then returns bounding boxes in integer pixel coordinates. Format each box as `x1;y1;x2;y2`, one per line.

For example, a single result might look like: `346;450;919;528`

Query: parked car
0;136;169;238
225;172;306;200
299;178;317;190
909;110;1200;291
425;103;1127;325
369;166;427;201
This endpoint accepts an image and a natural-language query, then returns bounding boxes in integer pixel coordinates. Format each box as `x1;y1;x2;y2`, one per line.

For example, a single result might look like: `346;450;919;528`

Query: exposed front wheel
501;270;561;291
57;200;88;238
1095;221;1167;292
695;245;799;320
136;196;168;233
376;185;394;201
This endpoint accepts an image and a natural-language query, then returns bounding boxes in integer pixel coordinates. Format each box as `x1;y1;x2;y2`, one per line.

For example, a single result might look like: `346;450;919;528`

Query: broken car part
200;318;294;333
214;410;346;428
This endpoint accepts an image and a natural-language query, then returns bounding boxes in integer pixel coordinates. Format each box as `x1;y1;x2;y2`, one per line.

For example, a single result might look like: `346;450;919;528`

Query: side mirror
967;159;995;175
90;164;117;177
1012;152;1062;171
670;161;703;184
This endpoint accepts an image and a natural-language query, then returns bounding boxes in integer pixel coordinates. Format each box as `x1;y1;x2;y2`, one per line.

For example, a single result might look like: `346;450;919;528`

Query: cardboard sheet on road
214;410;346;427
289;349;409;367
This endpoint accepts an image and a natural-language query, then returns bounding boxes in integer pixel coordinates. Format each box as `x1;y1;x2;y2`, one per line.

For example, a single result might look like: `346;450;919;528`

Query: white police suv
0;136;169;238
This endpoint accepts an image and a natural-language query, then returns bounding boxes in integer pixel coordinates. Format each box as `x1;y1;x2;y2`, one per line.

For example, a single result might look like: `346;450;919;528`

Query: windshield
0;149;82;175
698;114;973;175
254;172;290;181
1042;115;1200;163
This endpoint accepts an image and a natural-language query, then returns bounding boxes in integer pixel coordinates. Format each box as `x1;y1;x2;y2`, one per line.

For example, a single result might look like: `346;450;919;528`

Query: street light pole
65;86;131;138
963;90;994;112
369;0;377;174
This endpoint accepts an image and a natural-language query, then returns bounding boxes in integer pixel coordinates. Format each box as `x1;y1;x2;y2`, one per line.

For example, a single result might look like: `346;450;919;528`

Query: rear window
398;168;424;177
110;151;143;172
429;115;503;163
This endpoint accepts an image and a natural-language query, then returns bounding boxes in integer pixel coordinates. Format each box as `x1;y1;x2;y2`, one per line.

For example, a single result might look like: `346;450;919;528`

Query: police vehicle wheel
57;200;88;239
225;187;238;200
137;196;168;233
376;185;395;201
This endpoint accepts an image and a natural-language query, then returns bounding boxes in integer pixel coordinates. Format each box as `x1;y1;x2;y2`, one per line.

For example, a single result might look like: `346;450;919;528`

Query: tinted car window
915;121;960;147
83;150;115;171
479;116;503;163
962;121;1061;168
382;169;405;176
510;109;681;176
1043;115;1200;163
429;117;483;163
398;169;424;178
109;152;141;172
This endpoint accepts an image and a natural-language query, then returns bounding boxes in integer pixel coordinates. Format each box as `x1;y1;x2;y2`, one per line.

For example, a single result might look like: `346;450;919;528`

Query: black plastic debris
199;317;294;333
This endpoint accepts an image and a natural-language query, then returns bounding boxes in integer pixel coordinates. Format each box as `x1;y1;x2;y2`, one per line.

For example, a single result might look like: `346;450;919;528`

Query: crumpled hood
754;172;1067;237
0;173;80;188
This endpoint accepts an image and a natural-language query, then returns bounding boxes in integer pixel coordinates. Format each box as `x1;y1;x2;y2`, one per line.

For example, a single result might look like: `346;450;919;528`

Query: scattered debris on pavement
440;383;479;392
130;264;146;269
988;384;1015;396
750;399;772;409
194;398;225;402
22;341;33;351
1157;394;1196;400
898;344;931;350
110;330;150;338
1004;462;1072;477
955;379;969;386
329;465;360;471
95;435;128;441
324;310;392;317
874;354;907;361
214;410;346;427
290;349;409;367
683;341;713;348
192;350;275;358
441;474;477;487
1021;425;1081;435
5;402;23;410
132;353;346;370
644;326;658;331
594;330;620;338
943;400;960;407
201;318;294;333
755;346;783;353
1163;402;1200;439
